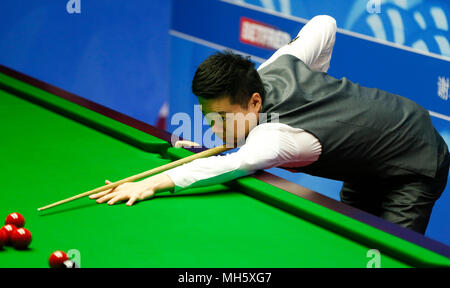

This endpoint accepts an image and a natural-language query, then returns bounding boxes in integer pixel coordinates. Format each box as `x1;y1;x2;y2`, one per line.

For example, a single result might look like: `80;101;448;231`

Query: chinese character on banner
437;76;449;101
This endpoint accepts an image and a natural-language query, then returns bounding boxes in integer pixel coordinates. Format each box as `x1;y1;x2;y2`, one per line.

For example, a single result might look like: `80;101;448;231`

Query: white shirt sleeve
165;123;322;192
257;15;337;72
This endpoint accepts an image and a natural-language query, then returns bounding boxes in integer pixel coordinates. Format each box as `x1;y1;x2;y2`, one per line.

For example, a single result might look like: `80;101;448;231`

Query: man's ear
249;93;262;110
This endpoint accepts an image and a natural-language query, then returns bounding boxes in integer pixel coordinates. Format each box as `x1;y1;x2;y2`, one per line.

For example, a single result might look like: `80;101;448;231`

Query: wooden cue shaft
37;145;232;211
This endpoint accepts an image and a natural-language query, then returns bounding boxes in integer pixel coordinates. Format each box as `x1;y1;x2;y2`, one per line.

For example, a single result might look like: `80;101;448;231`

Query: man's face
199;93;262;147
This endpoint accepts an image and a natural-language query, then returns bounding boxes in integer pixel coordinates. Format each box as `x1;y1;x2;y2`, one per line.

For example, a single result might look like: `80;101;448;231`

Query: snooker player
90;15;450;235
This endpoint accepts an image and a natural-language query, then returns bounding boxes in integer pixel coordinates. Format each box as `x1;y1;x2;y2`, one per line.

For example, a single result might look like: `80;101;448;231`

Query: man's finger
126;195;138;206
90;180;121;200
174;140;201;148
108;194;127;205
97;191;119;203
89;188;113;199
103;179;118;192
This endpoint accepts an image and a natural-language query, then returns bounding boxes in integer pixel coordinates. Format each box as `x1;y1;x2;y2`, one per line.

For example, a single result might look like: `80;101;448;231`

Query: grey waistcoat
257;54;439;182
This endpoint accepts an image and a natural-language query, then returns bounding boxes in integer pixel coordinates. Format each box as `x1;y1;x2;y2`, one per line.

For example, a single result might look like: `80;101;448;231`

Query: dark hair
192;50;265;107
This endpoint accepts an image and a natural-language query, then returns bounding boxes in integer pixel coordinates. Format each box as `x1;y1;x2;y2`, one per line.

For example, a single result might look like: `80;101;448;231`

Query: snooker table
0;65;449;268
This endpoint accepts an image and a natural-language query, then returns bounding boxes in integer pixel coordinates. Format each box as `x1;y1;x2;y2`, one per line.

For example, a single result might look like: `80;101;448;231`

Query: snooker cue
37;145;232;211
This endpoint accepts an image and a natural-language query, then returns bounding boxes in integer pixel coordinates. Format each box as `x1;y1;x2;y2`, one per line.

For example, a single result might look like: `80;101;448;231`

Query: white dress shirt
166;15;337;192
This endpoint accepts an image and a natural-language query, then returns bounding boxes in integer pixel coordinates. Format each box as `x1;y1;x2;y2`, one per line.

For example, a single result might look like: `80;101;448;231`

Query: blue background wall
1;0;449;245
0;0;170;125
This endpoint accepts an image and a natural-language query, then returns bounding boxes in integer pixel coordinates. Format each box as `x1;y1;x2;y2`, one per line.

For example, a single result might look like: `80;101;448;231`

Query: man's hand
89;173;174;207
89;180;155;206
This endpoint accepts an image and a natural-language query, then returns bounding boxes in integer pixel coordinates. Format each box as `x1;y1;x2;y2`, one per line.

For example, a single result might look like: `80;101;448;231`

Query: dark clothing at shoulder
257;54;443;182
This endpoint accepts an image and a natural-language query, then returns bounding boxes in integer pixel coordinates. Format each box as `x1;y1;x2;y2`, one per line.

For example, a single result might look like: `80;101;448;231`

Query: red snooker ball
0;224;17;245
49;251;69;268
5;212;25;228
0;229;8;249
10;227;32;249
